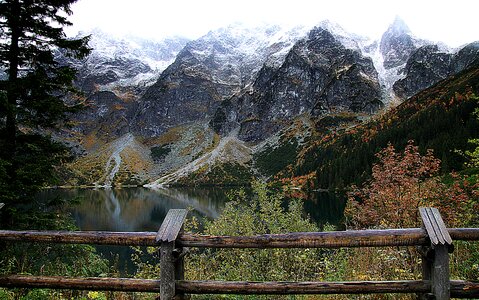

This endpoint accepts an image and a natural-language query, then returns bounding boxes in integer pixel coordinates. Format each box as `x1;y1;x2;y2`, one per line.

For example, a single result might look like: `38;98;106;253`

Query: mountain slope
393;41;479;98
132;24;309;137
293;63;479;189
379;16;428;69
211;25;383;142
68;30;189;95
59;21;479;187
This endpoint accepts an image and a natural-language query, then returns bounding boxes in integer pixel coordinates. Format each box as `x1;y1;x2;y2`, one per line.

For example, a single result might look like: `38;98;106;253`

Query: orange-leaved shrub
346;140;474;229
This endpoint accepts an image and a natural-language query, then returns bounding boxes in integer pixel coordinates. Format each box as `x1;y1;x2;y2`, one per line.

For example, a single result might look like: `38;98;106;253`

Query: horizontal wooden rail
1;276;477;297
0;230;158;246
1;205;479;300
176;280;431;294
450;280;479;298
449;228;479;241
1;228;479;248
178;229;429;248
0;275;161;292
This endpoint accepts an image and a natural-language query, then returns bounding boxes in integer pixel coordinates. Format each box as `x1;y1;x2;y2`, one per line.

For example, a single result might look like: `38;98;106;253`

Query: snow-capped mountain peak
72;29;189;94
315;19;370;51
387;16;412;36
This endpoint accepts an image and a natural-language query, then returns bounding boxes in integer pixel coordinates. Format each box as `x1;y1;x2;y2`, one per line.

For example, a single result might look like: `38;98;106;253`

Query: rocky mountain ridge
58;29;190;96
211;26;383;142
131;24;310;137
394;41;479;98
60;20;479;187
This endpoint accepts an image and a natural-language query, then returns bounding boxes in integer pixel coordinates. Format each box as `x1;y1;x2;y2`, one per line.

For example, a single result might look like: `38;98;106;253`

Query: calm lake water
38;187;346;273
40;187;226;232
39;187;346;232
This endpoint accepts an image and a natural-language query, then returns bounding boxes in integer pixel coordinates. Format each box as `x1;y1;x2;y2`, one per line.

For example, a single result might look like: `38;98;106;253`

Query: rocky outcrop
60;21;479;187
56;31;190;148
379;16;426;69
212;26;383;142
453;41;479;72
393;41;479;98
59;29;189;96
73;91;138;144
393;45;453;98
75;56;152;95
132;24;308;137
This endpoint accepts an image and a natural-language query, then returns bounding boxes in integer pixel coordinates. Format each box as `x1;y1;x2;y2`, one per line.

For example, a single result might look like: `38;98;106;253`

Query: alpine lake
38;186;346;274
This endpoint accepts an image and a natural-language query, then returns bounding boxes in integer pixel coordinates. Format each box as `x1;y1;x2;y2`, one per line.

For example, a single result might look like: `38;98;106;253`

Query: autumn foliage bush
341;140;479;294
346;140;477;229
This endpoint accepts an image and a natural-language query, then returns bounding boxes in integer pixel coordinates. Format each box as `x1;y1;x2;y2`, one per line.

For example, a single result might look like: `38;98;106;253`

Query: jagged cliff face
57;31;190;149
74;91;137;141
211;27;382;142
393;45;453;99
453;41;479;72
393;42;479;98
131;24;308;137
379;17;426;69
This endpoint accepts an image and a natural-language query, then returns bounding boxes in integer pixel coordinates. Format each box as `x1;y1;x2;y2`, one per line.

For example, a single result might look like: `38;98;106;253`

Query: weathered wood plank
419;207;452;247
0;227;476;249
156;209;188;243
174;247;186;299
448;228;479;240
420;207;440;245
420;246;433;281
176;280;431;294
0;203;4;210
450;280;479;298
177;229;429;248
0;230;158;246
0;276;432;295
431;208;452;244
160;241;175;299
1;276;475;297
426;207;444;244
432;245;450;300
0;275;161;292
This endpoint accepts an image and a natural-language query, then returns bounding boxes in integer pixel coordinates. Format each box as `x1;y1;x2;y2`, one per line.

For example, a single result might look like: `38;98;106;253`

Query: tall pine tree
0;0;90;228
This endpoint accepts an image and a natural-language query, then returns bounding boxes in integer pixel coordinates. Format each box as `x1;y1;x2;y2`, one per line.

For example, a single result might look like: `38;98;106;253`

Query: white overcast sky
67;0;478;47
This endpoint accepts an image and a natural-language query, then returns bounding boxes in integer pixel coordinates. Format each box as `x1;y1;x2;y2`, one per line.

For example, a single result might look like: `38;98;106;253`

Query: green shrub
183;181;326;299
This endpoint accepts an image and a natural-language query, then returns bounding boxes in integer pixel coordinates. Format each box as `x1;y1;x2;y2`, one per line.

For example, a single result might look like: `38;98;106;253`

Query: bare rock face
58;30;189;96
57;31;190;144
379;17;424;69
393;42;479;99
212;27;383;142
131;24;308;137
453;41;479;73
393;45;454;99
55;21;479;186
73;91;138;141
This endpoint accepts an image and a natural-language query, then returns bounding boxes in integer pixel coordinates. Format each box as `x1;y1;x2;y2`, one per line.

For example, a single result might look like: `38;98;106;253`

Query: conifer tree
0;0;89;227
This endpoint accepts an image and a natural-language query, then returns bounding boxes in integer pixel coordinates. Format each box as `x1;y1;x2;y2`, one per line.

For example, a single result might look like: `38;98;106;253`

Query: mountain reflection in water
38;187;345;274
39;187;346;231
40;187;228;232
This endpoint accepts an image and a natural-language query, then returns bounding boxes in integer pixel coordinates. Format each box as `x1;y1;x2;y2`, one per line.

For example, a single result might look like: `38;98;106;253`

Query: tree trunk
5;0;21;179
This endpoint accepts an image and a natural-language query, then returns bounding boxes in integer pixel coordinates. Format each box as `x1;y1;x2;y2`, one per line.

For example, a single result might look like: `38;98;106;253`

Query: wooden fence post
0;203;4;210
157;209;188;300
418;245;433;300
419;207;453;300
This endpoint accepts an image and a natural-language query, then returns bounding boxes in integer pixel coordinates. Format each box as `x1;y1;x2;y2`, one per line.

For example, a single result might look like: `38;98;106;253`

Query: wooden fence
0;207;478;299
